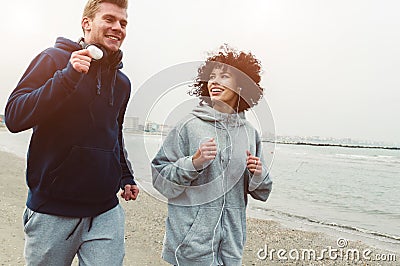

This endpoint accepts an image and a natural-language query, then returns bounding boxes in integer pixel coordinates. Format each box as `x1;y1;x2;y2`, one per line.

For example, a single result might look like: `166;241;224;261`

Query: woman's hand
192;138;217;170
246;150;262;175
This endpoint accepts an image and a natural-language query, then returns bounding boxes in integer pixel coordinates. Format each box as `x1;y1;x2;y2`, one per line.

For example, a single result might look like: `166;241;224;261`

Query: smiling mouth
106;35;121;41
210;87;224;95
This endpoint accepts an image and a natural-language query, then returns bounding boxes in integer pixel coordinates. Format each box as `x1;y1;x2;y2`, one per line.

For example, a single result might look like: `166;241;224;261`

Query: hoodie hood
54;37;81;53
54;37;123;106
191;104;246;128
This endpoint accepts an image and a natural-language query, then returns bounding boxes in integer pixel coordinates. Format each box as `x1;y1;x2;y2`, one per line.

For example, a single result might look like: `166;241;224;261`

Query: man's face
82;2;127;53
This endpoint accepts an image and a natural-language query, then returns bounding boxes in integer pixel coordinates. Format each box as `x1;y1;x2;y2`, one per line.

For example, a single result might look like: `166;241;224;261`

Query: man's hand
120;184;139;201
70;49;92;74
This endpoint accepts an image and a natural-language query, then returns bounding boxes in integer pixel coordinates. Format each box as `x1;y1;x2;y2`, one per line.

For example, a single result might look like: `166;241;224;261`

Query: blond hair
83;0;128;19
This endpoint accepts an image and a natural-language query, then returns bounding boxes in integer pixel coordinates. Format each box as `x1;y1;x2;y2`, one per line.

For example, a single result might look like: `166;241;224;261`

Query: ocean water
252;143;400;250
1;129;399;251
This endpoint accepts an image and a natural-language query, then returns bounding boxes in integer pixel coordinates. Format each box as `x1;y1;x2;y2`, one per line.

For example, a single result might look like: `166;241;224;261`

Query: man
5;0;139;265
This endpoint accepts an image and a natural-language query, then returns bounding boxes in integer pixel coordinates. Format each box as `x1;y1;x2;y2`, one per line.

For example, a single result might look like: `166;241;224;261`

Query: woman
151;45;272;266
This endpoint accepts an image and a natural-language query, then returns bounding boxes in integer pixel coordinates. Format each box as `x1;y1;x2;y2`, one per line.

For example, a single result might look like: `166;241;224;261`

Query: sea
1;128;399;253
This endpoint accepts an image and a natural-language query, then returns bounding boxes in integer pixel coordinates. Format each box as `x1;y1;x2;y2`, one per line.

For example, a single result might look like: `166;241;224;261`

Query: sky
1;0;399;145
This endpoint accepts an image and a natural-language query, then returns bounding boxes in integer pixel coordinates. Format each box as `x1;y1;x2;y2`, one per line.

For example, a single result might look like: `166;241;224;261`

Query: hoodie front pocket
178;207;221;260
49;146;121;203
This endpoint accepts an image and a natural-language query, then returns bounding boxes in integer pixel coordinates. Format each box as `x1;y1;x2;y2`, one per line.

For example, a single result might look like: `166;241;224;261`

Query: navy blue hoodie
5;37;136;217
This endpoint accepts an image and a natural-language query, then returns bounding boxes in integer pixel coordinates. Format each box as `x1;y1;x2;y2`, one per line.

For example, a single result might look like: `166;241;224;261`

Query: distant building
124;116;139;131
160;124;173;135
137;124;145;132
145;121;160;132
261;131;275;142
0;114;5;126
122;117;171;134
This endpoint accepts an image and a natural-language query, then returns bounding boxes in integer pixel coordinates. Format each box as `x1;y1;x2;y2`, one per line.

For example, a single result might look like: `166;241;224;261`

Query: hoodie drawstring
95;64;116;107
96;66;102;95
66;218;83;240
65;217;95;240
88;217;94;232
109;70;117;106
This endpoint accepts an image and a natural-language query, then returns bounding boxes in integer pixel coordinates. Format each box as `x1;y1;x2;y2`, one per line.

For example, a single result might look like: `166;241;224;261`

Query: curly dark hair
189;44;264;112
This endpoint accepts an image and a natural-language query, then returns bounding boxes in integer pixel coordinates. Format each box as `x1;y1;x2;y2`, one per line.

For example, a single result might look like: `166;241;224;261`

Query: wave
252;206;400;244
335;153;400;164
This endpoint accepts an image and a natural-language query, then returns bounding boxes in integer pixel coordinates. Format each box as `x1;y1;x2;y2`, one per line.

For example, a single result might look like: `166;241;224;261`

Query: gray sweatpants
23;204;125;266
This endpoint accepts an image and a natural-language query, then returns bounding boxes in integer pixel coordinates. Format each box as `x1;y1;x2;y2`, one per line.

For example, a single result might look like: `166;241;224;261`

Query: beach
0;150;398;265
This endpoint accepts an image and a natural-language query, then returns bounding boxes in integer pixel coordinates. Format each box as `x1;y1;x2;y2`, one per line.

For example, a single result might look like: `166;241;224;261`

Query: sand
0;150;398;265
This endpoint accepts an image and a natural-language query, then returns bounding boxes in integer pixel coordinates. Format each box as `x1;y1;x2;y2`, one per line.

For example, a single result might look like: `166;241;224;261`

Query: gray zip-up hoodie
152;104;272;266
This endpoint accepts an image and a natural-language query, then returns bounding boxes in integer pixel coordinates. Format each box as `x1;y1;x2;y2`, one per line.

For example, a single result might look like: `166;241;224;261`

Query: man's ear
82;17;91;31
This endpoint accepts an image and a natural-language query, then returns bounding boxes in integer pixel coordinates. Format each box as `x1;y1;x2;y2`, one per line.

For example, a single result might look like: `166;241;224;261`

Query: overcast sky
1;0;399;144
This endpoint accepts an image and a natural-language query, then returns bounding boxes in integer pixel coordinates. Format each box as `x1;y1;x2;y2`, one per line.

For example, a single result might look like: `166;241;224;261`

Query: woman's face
207;67;239;111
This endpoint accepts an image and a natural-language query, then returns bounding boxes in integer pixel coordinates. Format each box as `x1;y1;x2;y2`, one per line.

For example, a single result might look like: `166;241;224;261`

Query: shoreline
0;150;398;265
267;140;400;150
